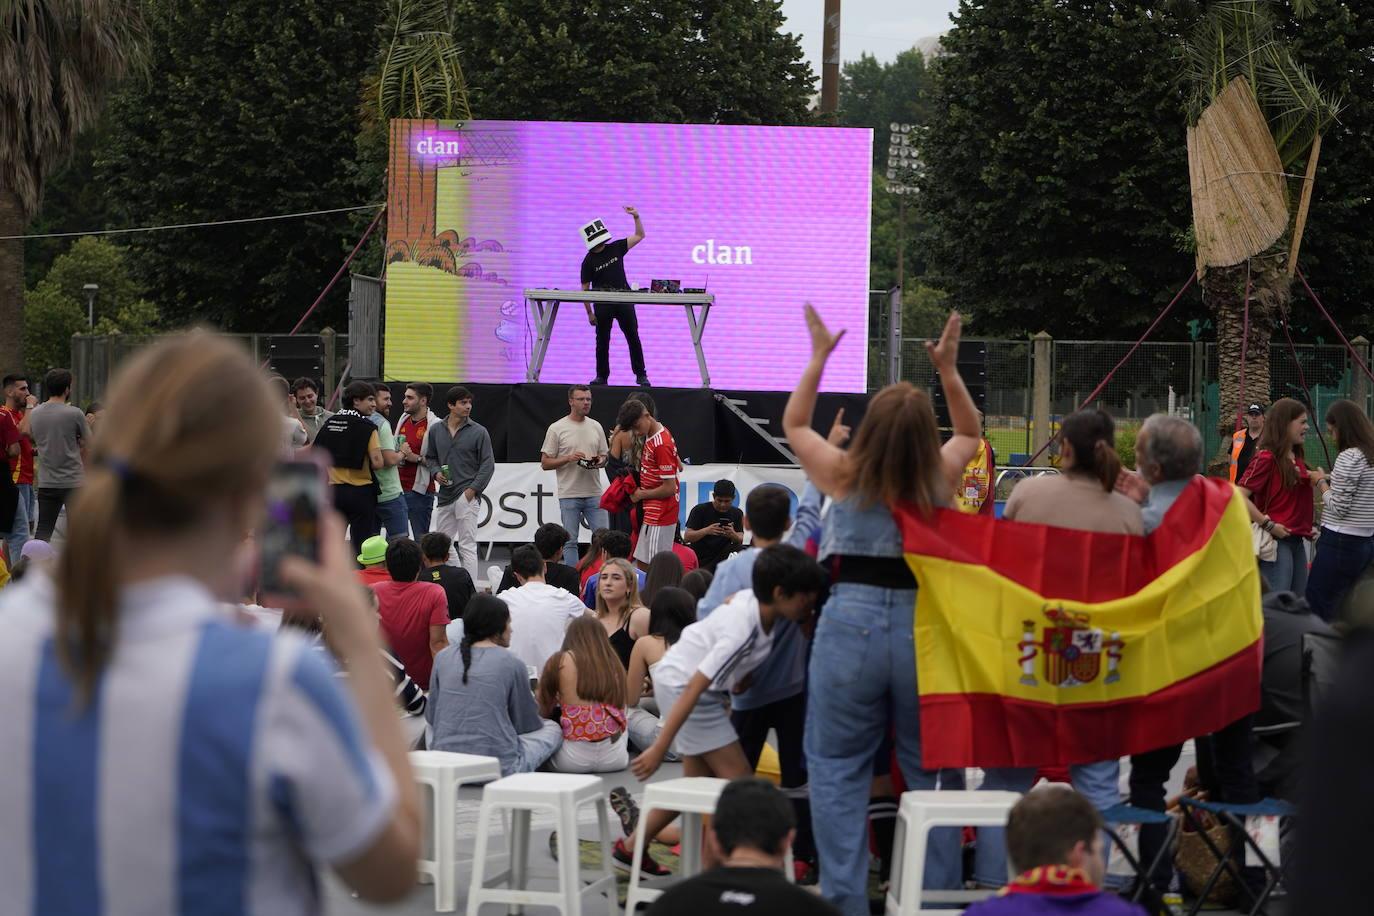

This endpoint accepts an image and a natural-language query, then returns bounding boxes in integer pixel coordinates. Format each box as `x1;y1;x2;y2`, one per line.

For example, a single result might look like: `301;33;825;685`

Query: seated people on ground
502;543;591;673
372;537;450;689
537;616;630;773
645;778;840;915
966;787;1144;915
683;479;745;572
595;557;652;669
419;531;475;622
641;550;684;606
499;522;583;596
428;595;563;776
582;529;646;607
625;586;696;757
577;527;610;592
355;534;392;586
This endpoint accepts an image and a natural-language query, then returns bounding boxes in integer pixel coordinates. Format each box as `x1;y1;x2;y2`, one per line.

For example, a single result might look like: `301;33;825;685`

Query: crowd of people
3;308;1373;915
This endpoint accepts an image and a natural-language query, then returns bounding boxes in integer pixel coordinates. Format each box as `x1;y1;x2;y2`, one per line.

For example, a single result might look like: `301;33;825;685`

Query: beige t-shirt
1003;472;1144;535
541;415;609;498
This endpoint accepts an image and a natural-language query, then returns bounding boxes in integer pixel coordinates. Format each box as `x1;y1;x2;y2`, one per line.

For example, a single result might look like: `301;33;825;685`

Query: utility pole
885;123;917;384
820;0;840;114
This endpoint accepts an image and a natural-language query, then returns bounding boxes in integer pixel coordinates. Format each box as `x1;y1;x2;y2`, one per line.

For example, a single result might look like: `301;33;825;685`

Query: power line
1;203;385;241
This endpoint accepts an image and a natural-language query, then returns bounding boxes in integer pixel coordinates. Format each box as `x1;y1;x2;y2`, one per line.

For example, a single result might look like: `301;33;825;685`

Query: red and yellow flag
895;476;1262;768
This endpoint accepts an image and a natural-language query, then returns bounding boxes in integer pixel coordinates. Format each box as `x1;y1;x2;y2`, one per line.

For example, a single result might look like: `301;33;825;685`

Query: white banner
466;462;807;543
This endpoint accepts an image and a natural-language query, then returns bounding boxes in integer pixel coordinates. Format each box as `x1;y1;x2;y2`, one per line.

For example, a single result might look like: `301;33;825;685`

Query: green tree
0;0;145;373
839;49;933;166
23;236;160;373
917;1;1198;339
95;0;376;332
452;0;814;123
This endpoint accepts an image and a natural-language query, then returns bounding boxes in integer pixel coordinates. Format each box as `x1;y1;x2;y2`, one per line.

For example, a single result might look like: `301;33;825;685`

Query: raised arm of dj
626;207;645;251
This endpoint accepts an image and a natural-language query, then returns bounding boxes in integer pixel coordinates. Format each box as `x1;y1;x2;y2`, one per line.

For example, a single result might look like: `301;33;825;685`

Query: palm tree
0;0;146;372
1181;0;1340;455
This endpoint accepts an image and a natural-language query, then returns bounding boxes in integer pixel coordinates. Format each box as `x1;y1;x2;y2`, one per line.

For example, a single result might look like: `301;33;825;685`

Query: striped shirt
0;573;396;915
654;589;773;693
1323;447;1374;533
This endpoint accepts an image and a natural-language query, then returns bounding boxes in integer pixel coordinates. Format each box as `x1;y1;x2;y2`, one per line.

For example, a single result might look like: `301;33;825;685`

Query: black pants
35;486;76;542
594;302;646;379
731;691;815;863
1129;742;1184;889
332;484;377;564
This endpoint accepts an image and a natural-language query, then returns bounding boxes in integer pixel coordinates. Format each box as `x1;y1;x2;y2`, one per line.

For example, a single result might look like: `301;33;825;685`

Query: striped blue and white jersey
0;573;396;915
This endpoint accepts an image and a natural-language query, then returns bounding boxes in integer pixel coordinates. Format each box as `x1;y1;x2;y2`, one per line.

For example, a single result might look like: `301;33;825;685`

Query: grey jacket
424;417;495;506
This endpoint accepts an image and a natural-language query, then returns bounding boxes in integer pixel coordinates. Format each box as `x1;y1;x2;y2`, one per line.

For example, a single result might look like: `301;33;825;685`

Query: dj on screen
581;206;649;387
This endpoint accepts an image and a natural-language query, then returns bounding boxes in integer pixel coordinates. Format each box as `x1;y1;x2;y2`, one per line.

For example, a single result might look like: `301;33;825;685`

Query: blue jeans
806;583;960;916
1259;536;1309;595
4;488;28;567
559;496;607;567
404;490;434;537
18;484;34;534
513;719;564;774
1306;528;1374;621
974;760;1121;887
375;495;410;539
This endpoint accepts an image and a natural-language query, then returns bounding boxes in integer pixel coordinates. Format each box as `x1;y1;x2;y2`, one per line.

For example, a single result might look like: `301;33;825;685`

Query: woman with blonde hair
1239;397;1324;593
783;306;980;914
537;616;630;772
0;333;419;910
595;556;651;668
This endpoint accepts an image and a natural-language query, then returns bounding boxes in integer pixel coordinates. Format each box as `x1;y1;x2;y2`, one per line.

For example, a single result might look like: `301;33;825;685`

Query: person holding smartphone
683;479;745;572
0;333;419;911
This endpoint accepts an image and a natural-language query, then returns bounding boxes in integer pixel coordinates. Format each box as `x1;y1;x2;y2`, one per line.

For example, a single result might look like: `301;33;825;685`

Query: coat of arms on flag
895;476;1262;768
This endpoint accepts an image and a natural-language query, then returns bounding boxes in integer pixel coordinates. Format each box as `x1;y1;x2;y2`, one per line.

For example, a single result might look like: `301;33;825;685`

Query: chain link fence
895;335;1374;469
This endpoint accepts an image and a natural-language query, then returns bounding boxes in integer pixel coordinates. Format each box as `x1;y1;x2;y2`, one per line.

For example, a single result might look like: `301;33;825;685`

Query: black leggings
732;691;815;862
332;484;377;564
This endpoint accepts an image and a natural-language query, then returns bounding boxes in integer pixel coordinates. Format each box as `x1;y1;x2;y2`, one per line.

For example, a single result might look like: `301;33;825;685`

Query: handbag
1175;807;1239;907
1251;522;1278;561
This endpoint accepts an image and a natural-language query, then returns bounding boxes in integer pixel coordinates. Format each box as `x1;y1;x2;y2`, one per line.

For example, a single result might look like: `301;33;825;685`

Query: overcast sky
779;0;962;72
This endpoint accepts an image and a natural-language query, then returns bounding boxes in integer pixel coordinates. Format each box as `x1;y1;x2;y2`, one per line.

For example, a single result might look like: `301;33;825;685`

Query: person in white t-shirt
615;545;824;875
502;544;591;672
541;385;610;567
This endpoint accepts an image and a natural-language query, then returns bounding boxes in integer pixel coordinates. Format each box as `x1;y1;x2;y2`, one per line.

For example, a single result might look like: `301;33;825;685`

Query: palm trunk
0;188;25;373
1206;254;1290;469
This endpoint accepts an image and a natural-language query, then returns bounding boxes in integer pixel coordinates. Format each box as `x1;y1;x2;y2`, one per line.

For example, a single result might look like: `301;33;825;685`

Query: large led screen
384;119;872;391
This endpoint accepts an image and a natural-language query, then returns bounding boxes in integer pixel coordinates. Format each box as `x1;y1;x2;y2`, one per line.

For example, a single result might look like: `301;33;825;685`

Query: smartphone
259;458;326;601
717;515;735;530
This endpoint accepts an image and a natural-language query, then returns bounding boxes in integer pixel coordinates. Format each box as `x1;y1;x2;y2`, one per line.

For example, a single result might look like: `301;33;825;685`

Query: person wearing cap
581;206;650;387
355;535;392;586
1230;403;1266;484
683;479;745;572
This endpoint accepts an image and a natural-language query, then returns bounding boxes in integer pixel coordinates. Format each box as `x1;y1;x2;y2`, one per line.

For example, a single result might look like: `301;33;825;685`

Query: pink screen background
393;120;873;391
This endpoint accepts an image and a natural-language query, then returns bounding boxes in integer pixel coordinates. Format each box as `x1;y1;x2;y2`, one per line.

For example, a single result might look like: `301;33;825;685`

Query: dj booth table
522;288;715;386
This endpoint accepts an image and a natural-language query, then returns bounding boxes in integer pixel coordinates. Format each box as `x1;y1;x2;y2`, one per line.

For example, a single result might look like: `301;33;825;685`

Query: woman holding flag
783;305;981;916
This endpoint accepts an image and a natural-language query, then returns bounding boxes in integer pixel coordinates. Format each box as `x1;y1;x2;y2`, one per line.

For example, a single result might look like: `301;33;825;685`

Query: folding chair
1100;804;1179;914
1176;796;1294;916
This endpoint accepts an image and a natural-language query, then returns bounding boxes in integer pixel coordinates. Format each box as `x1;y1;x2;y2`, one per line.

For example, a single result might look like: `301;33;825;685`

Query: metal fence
70;330;350;407
895;335;1374;467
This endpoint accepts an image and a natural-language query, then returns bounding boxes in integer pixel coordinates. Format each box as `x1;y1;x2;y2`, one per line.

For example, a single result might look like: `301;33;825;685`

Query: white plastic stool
885;790;1022;916
624;777;794;914
466;772;618;916
409;751;503;912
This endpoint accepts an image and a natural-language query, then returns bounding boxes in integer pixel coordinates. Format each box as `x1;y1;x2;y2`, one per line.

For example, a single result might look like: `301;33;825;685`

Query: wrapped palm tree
0;0;146;371
1182;0;1340;454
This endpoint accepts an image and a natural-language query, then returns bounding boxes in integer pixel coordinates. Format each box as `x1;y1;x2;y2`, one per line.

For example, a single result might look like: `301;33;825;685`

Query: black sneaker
589;377;608;385
635;374;651;387
610;786;639;836
613;837;670;877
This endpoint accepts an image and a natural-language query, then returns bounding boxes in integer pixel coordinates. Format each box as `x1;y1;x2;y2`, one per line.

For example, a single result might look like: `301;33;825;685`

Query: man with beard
368;383;408;539
396;382;441;537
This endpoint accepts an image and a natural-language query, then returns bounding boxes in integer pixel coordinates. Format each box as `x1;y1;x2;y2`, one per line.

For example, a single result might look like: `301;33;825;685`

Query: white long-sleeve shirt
1322;447;1374;534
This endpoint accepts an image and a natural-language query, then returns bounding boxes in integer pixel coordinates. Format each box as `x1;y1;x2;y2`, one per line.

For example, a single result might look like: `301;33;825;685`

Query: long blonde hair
838;382;946;512
56;332;279;701
594;557;642;627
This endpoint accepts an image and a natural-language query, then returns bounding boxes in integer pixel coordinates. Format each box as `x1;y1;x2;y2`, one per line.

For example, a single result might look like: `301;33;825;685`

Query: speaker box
268;335;324;384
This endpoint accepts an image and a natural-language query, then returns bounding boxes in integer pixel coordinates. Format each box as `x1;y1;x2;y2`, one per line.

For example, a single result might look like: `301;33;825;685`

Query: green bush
1116;424;1139;471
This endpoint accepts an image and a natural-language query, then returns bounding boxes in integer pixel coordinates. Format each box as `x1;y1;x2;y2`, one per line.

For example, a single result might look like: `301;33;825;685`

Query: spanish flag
895;476;1262;768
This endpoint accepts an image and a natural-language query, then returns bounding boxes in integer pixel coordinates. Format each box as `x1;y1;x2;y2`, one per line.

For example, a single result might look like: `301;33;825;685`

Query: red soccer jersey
372;579;450;688
0;406;33;485
397;414;432;492
639;426;680;527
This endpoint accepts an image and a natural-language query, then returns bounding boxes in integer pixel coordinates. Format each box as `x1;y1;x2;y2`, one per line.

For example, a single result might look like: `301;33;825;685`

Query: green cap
357;535;388;567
